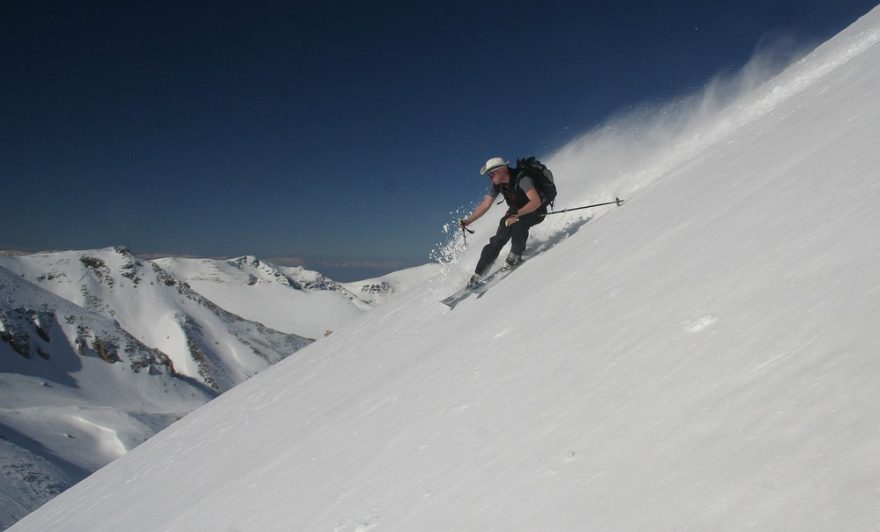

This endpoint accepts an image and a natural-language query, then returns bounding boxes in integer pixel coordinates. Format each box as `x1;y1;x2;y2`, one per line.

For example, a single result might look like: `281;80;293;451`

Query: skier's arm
462;195;494;226
515;189;543;217
504;189;543;227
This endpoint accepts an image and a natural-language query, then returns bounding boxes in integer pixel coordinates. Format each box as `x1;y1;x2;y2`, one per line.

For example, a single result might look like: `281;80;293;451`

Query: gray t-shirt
488;176;535;198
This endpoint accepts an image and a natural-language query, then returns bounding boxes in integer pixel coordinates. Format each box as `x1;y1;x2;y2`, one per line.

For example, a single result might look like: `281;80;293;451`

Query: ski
440;261;523;309
439;285;475;309
472;263;518;297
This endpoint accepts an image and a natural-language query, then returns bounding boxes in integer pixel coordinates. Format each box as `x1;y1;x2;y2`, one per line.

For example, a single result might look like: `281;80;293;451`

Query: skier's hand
505;215;519;227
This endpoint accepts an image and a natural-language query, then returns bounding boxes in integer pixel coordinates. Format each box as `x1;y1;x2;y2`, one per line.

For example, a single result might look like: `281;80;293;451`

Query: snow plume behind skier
435;36;804;286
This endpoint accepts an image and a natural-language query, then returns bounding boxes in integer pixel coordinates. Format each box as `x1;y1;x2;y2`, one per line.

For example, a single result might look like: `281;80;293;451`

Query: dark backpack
515;156;557;209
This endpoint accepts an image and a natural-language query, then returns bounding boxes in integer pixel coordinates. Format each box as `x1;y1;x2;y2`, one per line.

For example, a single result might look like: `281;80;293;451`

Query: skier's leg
509;225;529;255
509;212;541;255
475;218;513;275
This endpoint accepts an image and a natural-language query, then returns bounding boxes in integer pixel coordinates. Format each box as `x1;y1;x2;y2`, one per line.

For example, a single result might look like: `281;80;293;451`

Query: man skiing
459;156;547;288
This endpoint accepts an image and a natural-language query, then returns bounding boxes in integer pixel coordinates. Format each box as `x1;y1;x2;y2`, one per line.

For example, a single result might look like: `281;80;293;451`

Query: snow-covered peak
222;255;304;288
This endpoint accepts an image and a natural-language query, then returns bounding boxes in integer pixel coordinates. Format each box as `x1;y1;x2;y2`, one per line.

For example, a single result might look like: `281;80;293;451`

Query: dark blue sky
2;1;876;279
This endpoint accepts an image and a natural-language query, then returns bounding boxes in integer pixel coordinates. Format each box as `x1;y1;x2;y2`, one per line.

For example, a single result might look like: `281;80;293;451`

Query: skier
459;156;546;288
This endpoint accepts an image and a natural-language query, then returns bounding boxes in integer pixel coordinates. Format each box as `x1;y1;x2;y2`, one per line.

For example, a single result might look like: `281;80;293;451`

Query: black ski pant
474;211;543;275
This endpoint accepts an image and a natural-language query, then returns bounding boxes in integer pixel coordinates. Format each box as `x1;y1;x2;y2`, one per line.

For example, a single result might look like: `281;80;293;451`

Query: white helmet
480;157;509;175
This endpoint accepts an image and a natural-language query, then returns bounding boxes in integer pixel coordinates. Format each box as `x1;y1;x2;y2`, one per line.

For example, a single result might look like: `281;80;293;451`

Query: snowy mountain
0;265;215;527
0;247;313;392
11;5;880;531
0;248;438;528
341;263;448;306
153;256;442;338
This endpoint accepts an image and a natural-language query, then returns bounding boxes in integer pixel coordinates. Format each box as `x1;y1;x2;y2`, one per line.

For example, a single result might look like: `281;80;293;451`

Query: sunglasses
487;168;504;178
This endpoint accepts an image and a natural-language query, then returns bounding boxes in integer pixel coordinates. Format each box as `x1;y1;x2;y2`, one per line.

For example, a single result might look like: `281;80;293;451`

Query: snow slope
12;5;880;531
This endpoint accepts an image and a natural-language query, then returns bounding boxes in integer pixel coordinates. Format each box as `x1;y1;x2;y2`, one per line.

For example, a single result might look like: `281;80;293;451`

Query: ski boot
466;273;483;289
504;252;523;269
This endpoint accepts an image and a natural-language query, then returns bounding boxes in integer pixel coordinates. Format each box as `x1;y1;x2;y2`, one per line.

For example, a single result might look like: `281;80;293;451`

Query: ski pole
540;197;624;217
458;219;475;244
